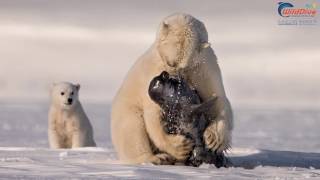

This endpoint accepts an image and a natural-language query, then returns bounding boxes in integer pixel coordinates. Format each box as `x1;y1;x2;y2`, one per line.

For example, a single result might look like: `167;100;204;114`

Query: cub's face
51;82;80;110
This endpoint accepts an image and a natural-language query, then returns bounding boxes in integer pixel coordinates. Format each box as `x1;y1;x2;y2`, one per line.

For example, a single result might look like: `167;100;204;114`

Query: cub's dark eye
61;92;65;96
71;92;74;95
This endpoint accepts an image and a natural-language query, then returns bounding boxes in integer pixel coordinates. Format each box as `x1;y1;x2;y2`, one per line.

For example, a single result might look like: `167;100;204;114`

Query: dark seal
148;71;228;167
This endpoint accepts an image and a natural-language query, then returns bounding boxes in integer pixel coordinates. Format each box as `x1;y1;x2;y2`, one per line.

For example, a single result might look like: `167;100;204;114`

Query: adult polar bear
111;13;233;164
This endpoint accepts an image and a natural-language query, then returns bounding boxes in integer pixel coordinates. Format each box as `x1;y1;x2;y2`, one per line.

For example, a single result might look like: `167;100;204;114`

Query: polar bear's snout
66;98;72;105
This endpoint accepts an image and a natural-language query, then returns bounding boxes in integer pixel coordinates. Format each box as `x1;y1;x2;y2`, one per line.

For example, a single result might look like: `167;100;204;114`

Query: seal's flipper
190;95;218;115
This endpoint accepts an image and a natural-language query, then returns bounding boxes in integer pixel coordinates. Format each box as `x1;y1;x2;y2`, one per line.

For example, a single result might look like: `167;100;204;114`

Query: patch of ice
0;147;38;151
70;147;106;152
2;123;11;131
302;173;312;178
199;163;216;169
59;151;68;160
80;170;136;177
0;157;33;162
229;148;261;156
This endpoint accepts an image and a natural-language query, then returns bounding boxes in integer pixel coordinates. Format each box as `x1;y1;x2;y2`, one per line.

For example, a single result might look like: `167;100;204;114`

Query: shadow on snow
231;149;320;169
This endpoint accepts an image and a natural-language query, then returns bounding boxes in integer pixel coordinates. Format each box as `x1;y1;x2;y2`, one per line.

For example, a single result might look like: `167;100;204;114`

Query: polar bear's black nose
68;98;73;104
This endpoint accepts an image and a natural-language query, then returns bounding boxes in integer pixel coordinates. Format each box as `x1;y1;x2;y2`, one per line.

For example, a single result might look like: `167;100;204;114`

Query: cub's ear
51;82;57;90
160;71;169;80
75;84;81;91
49;82;57;95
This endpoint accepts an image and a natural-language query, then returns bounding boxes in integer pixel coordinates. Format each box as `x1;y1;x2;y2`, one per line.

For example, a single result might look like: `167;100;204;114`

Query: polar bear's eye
71;92;74;95
61;92;65;96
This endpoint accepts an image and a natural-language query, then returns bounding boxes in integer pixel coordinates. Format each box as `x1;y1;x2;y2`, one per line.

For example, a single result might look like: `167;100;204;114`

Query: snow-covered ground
0;101;319;179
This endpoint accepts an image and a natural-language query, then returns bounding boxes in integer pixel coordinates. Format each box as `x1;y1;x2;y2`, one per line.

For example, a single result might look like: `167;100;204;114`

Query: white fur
48;82;96;149
111;13;233;164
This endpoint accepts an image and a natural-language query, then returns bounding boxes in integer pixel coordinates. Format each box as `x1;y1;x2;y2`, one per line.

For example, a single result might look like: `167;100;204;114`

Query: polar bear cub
48;82;96;149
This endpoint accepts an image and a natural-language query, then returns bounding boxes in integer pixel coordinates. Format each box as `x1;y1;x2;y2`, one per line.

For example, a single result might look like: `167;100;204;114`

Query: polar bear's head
51;82;80;110
156;13;210;70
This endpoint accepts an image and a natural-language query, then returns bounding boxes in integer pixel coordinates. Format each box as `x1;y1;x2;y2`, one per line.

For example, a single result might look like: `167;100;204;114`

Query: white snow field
0;101;320;179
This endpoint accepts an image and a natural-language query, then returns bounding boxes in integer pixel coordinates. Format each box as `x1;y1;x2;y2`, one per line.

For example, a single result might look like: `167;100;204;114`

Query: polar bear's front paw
204;126;219;150
151;153;175;165
165;134;194;160
204;123;230;152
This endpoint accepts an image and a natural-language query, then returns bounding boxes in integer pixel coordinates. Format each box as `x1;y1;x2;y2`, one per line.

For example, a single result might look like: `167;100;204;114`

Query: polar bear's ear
75;84;80;91
49;83;56;95
160;22;169;41
163;21;169;29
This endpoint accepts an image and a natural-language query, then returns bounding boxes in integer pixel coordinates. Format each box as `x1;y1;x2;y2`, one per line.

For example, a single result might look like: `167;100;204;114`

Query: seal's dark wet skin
149;71;228;167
